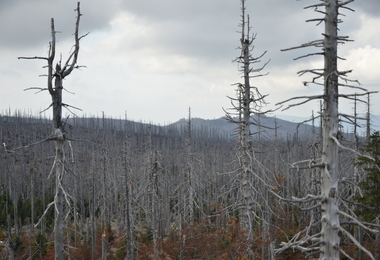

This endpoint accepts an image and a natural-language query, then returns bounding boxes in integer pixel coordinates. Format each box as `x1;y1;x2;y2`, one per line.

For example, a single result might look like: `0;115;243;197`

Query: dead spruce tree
185;108;195;225
18;3;87;259
224;0;274;257
123;115;135;260
274;0;378;259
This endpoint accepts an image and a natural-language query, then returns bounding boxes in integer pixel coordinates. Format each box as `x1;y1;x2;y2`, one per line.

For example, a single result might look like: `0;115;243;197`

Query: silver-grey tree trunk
18;3;85;260
276;1;378;259
186;109;195;225
123;120;135;260
237;0;255;243
151;150;159;260
52;66;65;260
320;1;340;258
226;1;271;258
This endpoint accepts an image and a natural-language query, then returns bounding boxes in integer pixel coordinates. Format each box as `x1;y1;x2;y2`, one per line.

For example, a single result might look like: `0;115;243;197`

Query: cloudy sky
1;0;379;125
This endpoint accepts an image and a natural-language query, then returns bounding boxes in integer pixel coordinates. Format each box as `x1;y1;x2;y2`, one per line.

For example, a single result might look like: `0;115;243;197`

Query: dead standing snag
18;2;87;259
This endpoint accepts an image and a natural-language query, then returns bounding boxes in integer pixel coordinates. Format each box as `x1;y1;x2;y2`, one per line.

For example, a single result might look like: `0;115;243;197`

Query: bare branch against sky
0;0;379;124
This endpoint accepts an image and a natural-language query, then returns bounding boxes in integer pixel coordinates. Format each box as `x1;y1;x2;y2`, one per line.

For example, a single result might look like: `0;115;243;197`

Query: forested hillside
1;0;379;258
0;112;375;259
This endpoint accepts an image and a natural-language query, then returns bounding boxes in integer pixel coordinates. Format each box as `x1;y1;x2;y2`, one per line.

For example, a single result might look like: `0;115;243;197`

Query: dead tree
18;3;87;259
224;0;274;258
123;115;135;260
274;1;379;259
184;108;195;225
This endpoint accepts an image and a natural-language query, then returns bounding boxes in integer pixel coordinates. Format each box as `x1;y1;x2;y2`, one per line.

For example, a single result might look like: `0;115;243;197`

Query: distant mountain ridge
171;113;380;140
171;114;316;140
276;114;380;135
2;113;378;140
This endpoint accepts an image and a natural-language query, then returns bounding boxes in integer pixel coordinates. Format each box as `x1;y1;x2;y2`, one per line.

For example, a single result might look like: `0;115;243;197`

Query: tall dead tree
123;115;135;260
185;108;195;225
275;1;378;259
225;0;272;257
19;3;87;259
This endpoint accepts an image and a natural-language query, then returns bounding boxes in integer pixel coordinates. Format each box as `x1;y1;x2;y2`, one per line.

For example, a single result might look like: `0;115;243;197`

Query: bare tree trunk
186;108;195;225
101;112;108;232
30;168;35;230
275;1;378;259
91;153;97;260
18;4;86;259
123;117;135;260
67;230;72;260
54;124;65;260
102;233;107;260
239;0;255;243
225;1;271;258
151;150;159;260
320;1;340;258
6;200;14;260
376;216;380;259
366;93;371;140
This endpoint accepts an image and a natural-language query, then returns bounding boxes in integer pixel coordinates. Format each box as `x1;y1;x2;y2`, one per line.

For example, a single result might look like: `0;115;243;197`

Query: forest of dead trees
0;110;377;259
1;0;379;259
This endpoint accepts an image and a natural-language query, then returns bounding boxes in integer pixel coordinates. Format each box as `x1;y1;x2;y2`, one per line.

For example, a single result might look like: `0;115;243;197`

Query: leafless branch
3;137;54;154
338;210;379;233
276;95;324;111
339;112;367;121
338;83;368;92
306;18;325;25
275;218;321;255
17;56;48;61
296;114;322;127
62;2;86;78
331;135;375;161
297;69;324;77
40;103;53;114
338;0;355;8
340;249;355;260
294;52;324;60
338;225;376;260
337;35;353;42
339;91;378;99
304;3;326;10
281;39;324;52
24;87;48;94
34;201;55;228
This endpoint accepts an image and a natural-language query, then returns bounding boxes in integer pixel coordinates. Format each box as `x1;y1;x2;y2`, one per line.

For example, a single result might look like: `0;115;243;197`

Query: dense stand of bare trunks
1;110;376;258
1;0;378;259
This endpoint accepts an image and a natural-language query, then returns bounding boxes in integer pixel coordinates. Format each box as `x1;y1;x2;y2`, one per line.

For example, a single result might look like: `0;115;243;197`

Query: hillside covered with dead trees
0;109;377;259
1;0;379;259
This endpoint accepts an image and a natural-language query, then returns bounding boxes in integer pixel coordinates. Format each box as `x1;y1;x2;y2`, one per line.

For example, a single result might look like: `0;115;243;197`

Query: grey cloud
117;0;315;67
0;0;378;123
351;0;380;17
0;0;118;49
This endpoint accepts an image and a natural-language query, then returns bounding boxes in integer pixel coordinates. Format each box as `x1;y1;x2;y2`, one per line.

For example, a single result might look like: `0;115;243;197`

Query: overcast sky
1;0;379;125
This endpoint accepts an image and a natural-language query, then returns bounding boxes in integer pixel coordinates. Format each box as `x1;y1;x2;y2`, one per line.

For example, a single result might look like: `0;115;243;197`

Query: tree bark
123;120;135;260
239;0;255;243
320;1;340;259
17;3;85;259
52;65;65;260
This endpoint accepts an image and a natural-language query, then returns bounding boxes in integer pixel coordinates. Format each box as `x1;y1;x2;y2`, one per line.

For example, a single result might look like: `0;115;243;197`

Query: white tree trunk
239;2;255;243
186;109;195;225
18;4;85;259
123;123;135;260
54;136;65;260
53;70;65;260
320;1;340;258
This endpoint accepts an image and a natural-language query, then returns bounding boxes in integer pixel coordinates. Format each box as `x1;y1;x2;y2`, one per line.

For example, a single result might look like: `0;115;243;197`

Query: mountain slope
171;114;316;140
